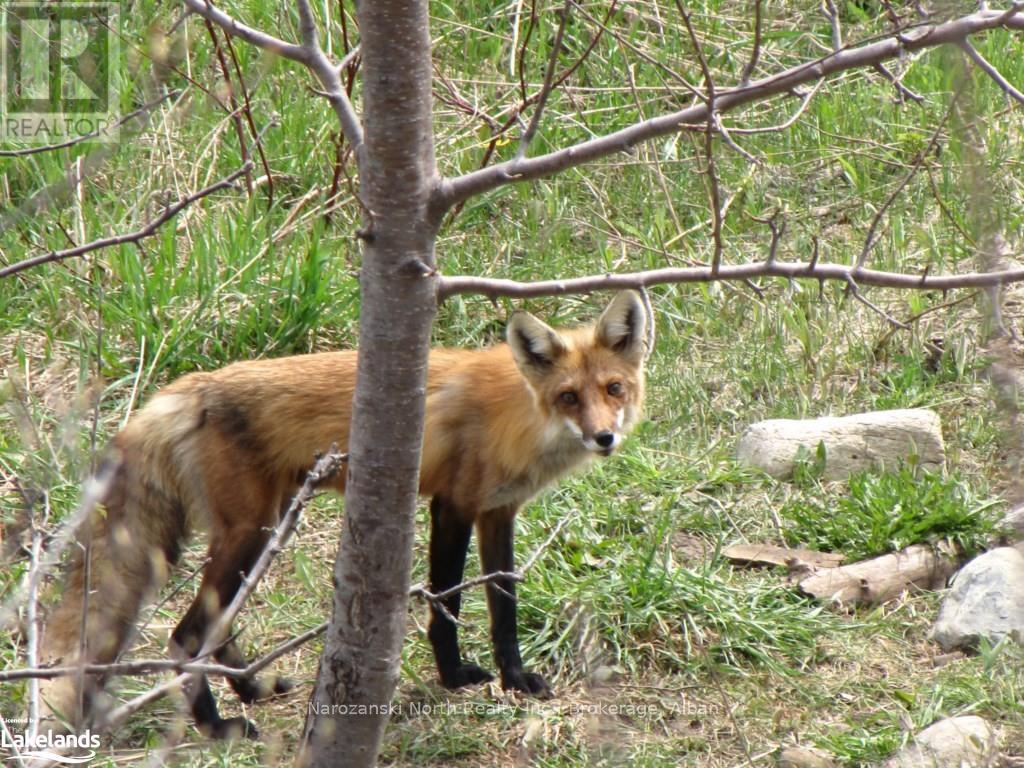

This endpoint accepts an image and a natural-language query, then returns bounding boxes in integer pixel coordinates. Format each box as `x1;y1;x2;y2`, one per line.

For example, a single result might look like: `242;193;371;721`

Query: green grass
3;0;1024;765
782;462;1005;561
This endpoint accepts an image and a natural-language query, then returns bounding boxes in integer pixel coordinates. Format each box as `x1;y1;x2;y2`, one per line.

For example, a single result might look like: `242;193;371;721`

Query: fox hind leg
170;490;293;739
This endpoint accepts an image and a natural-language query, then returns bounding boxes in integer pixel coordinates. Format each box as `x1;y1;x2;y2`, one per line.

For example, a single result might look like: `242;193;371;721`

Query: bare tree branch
728;81;824;135
960;37;1024;105
874;62;925;104
205;20;254;195
436;258;1024;301
821;0;843;51
0;466;116;631
437;7;1024;209
0;91;179;158
181;0;364;151
739;0;764;86
516;0;573;160
0;622;329;684
853;89;959;271
844;275;910;329
410;511;578;605
0;162;252;279
676;1;726;273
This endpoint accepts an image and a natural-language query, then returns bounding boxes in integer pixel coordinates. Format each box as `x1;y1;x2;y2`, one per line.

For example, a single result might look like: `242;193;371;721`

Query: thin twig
0;163;252;280
960;38;1024;105
224;31;274;205
844;275;910;329
874;291;978;352
623;63;682;235
516;0;574;160
0;91;179;158
821;0;843;51
25;515;44;738
853;89;959;271
204;20;254;196
0;622;329;684
874;62;925;104
739;0;764;87
98;450;346;734
0;464;116;631
0;717;26;767
676;1;725;273
411;512;578;605
927;168;975;246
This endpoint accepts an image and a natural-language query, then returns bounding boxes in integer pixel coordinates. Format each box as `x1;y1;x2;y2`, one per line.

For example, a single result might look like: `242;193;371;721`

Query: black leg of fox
427;496;495;688
171;526;291;739
477;508;552;697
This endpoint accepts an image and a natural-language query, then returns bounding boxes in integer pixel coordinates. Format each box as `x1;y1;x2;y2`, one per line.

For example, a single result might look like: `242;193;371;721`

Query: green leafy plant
781;466;1004;561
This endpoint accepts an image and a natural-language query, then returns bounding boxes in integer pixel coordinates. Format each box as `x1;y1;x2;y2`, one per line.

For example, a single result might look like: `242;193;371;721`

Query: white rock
736;409;944;481
882;716;996;768
931;547;1024;651
1003;503;1024;535
778;746;835;767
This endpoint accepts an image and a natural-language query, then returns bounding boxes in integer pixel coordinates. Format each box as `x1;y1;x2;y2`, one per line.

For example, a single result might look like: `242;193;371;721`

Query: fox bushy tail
39;393;200;726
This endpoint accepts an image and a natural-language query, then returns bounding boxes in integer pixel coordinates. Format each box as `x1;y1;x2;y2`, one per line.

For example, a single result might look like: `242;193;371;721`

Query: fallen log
797;543;958;606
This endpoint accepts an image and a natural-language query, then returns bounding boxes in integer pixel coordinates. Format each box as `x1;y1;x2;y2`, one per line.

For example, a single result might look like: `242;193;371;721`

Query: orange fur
39;291;648;733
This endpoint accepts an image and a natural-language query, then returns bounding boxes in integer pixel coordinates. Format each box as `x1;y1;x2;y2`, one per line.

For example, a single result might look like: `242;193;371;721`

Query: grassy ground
3;0;1024;765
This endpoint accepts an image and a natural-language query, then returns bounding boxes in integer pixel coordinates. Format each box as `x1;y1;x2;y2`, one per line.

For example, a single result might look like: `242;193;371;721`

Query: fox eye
559;390;579;406
607;381;624;396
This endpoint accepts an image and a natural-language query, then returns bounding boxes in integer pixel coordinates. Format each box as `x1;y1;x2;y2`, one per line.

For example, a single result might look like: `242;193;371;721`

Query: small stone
930;547;1024;651
1004;503;1024;535
778;745;835;768
882;716;996;767
589;665;618;684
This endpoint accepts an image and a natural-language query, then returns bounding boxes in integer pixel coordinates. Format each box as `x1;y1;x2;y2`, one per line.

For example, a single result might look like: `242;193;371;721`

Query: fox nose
595;431;616;449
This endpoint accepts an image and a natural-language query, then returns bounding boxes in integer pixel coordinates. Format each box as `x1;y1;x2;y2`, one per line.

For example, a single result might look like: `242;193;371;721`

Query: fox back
39;290;649;736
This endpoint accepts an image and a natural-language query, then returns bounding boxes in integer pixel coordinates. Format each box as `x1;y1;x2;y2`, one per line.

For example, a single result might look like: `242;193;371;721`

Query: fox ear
508;311;567;376
596;290;648;364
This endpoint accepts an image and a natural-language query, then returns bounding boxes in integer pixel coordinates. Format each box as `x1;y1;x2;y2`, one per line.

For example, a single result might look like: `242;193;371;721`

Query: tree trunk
300;1;439;765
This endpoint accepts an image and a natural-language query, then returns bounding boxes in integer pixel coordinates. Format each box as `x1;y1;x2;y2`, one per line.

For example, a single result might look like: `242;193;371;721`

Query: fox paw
501;668;552;699
203;715;259;740
440;662;495;689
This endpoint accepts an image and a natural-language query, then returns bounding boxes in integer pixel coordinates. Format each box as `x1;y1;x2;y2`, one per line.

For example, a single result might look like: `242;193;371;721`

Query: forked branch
436;6;1024;209
181;0;363;150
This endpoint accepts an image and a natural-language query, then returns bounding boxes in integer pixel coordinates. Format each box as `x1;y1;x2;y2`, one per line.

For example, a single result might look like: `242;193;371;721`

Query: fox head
507;290;648;457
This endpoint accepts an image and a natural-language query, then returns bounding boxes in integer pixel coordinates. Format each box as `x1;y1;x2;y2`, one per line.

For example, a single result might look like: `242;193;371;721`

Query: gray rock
1004;503;1024;536
931;547;1024;651
736;409;944;481
882;716;996;768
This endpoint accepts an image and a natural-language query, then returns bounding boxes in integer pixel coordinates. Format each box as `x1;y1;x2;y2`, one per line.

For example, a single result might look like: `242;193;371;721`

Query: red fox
39;290;648;738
